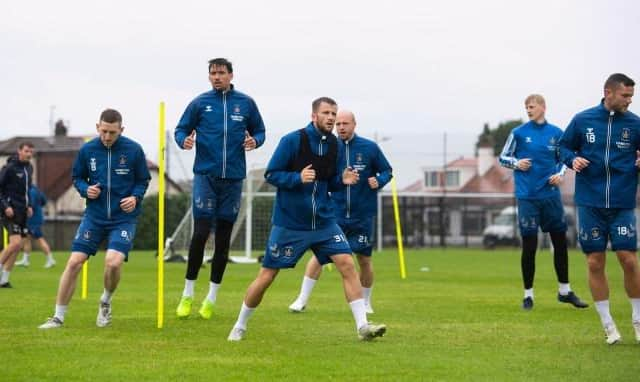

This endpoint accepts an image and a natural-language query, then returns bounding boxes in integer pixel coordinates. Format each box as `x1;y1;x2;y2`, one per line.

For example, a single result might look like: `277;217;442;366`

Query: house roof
459;164;514;193
0;136;86;154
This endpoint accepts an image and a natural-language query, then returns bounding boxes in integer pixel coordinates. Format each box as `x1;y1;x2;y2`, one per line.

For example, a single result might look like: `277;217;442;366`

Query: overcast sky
2;0;638;187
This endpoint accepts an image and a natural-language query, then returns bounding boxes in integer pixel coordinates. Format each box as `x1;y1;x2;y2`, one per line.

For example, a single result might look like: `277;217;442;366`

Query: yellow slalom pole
390;178;406;279
157;102;166;329
81;261;88;299
2;228;7;249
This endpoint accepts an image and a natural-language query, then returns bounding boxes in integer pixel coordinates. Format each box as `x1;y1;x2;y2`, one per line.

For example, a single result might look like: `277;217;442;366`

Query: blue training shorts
192;174;243;223
339;218;374;257
578;206;637;254
27;224;44;239
517;197;567;237
71;217;137;260
262;224;352;269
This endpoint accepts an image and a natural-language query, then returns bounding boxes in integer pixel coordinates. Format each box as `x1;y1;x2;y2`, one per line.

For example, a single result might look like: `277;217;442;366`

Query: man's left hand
368;177;379;189
243;132;257;151
120;196;137;213
548;174;563;186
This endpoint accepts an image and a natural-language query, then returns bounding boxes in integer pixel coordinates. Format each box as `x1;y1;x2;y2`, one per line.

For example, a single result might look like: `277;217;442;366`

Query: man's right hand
4;206;13;218
300;164;316;183
516;158;532;171
183;130;196;150
87;183;101;199
572;157;590;172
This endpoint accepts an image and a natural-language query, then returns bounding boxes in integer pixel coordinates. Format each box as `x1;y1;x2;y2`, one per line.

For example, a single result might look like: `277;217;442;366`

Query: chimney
477;146;494;176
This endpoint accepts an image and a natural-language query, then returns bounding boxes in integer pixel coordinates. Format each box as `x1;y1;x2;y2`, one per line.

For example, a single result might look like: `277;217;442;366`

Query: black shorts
1;209;29;237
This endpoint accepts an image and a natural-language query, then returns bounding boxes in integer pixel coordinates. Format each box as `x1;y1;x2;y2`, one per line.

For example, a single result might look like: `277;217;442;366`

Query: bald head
336;109;356;141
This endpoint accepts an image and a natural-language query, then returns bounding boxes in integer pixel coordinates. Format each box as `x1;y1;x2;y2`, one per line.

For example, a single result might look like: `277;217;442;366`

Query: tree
475;119;523;155
134;192;190;249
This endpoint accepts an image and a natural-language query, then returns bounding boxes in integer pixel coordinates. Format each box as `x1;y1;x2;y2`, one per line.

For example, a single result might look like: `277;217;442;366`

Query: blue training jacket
332;134;392;223
175;85;266;179
265;123;344;231
499;120;566;200
559;101;640;209
72;136;151;224
27;185;46;227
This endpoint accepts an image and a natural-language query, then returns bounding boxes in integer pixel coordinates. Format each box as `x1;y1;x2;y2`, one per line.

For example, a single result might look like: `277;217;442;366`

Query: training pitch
1;248;639;381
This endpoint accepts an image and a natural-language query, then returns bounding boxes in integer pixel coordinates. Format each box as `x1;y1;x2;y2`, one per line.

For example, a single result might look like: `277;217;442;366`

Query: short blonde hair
524;94;546;107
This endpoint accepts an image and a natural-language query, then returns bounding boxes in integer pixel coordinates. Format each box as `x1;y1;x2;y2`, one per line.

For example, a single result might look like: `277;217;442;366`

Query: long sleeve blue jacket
27;185;47;227
265;123;344;231
72;136;151;224
332;134;392;222
559;101;640;208
499;121;565;200
175;85;266;179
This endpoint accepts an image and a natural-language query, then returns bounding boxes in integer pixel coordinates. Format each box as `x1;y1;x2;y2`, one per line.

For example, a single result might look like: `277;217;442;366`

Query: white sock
558;283;571;296
296;276;317;306
363;287;373;306
101;289;113;304
595;300;614;327
524;288;534;299
0;270;10;284
54;304;68;322
23;253;30;261
630;298;640;322
349;298;368;330
234;302;255;330
183;279;196;297
206;282;220;304
46;253;54;261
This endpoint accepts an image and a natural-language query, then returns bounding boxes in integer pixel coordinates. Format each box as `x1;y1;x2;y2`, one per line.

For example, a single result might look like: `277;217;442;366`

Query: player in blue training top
227;97;387;342
559;73;640;345
39;108;151;329
288;109;392;314
500;94;588;311
174;58;266;320
15;184;56;268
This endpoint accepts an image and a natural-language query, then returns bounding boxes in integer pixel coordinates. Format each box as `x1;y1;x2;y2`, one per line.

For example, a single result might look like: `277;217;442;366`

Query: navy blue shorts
27;224;44;239
339;218;374;257
71;217;137;259
578;206;637;253
192;174;243;223
262;224;352;269
517;198;567;237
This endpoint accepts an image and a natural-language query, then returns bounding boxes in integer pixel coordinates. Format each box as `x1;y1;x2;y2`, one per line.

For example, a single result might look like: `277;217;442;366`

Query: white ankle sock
206;282;220;303
558;283;571;296
524;288;534;299
101;289;113;304
349;298;368;330
55;304;68;321
183;279;196;297
363;287;373;306
296;276;317;306
234;302;255;330
1;270;10;284
595;300;614;327
630;298;640;322
23;253;30;261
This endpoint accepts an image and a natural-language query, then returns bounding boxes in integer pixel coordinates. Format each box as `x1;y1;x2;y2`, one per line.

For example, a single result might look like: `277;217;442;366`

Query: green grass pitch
1;248;639;381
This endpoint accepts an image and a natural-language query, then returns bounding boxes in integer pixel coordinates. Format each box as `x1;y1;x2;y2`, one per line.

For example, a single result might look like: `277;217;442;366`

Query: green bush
134;192;190;249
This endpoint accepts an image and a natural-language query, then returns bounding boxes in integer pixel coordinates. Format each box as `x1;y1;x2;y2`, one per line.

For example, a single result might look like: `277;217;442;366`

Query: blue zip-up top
0;155;33;212
332;134;392;222
265;123;344;231
27;185;46;227
559;101;640;208
175;85;266;179
499;120;566;200
72;136;151;224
